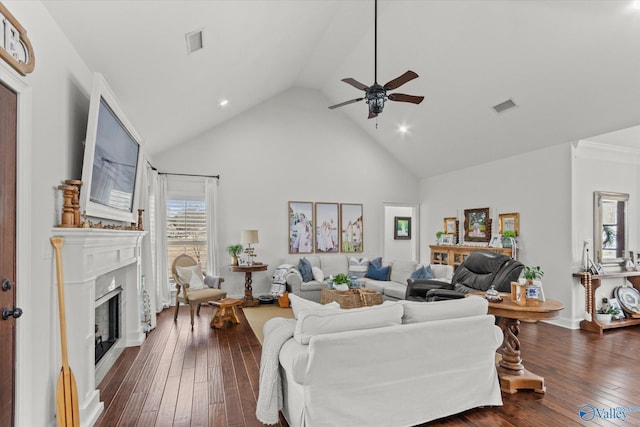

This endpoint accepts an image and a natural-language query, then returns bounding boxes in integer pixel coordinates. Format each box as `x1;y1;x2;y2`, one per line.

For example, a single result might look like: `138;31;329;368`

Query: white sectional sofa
281;255;453;302
256;296;503;427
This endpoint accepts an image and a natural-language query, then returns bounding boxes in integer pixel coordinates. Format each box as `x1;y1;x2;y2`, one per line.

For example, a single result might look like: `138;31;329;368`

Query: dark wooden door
0;80;18;427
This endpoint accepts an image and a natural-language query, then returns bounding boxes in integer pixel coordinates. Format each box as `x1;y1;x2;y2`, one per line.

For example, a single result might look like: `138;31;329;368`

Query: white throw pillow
398;296;488;324
312;266;324;282
348;257;369;278
176;265;205;290
288;293;338;319
294;301;403;345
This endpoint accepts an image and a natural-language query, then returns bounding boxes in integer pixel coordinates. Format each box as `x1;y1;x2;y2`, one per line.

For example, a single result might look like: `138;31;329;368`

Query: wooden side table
481;293;564;394
231;264;268;307
209;298;243;329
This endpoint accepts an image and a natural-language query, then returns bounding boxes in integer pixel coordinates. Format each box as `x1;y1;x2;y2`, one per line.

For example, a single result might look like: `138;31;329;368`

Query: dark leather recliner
405;250;524;302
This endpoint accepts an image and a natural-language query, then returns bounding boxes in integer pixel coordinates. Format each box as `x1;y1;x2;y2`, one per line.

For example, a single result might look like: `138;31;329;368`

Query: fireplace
95;288;121;364
52;228;146;427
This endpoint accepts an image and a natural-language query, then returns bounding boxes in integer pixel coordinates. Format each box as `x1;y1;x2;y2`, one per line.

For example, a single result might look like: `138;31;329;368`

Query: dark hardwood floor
95;306;640;426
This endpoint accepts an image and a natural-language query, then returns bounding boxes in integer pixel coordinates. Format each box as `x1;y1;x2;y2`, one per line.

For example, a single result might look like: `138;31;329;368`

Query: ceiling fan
328;0;424;119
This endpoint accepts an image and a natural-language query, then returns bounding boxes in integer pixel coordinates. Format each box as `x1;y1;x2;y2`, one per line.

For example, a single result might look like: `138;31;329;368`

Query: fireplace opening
95;289;121;364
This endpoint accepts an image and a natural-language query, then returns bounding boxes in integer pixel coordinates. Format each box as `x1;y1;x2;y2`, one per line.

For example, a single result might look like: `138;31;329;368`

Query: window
167;199;207;282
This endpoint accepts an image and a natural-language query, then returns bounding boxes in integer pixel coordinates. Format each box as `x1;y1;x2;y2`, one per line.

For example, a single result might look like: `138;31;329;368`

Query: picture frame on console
394;216;411;240
464;207;490;243
340;203;363;253
499;212;520;236
288;201;314;254
444;217;457;234
440;234;455;245
315;202;339;253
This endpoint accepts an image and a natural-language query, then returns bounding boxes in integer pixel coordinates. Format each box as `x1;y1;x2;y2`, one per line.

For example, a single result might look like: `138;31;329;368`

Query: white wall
154;87;420;298
571;141;640;322
3;2;94;426
420;143;575;327
383;205;416;261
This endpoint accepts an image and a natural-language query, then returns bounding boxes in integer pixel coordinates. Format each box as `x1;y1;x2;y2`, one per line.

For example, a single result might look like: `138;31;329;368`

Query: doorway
383;203;418;262
0;80;17;427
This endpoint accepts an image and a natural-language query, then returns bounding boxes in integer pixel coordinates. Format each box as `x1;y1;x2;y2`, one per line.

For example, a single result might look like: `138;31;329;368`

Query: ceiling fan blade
328;98;364;109
368;111;378;119
388;93;425;104
383;71;419;90
341;78;370;91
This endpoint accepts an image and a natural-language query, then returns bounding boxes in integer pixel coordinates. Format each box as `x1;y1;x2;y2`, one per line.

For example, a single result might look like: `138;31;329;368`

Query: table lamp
241;229;259;265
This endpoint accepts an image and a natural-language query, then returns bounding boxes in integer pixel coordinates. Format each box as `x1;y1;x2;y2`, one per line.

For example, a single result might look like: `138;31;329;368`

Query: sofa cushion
390;259;418;284
411;265;434;280
312;266;324;282
398;296;488;324
366;263;390;281
348;257;369;278
382;282;407;300
320;255;348;277
289;293;339;319
293;301;403;345
298;258;313;282
361;279;386;294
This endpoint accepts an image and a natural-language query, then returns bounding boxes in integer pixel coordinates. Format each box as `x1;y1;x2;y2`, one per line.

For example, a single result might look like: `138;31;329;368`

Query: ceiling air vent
185;29;204;54
492;99;517;114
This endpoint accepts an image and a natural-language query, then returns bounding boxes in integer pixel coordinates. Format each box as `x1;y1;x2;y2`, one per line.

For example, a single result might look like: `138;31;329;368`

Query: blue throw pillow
411;265;434;280
298;258;313;282
365;263;390;281
370;257;383;269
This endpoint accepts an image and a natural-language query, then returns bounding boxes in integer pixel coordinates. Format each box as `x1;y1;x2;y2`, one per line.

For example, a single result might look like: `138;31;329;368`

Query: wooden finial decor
137;209;144;231
65;179;83;226
57;185;76;227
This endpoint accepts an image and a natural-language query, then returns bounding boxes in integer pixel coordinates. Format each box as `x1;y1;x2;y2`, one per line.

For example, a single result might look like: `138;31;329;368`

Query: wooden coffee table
472;292;564;394
209;298;243;329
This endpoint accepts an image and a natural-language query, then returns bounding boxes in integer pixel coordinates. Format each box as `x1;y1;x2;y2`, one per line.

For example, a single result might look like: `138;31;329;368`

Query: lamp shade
241;230;259;244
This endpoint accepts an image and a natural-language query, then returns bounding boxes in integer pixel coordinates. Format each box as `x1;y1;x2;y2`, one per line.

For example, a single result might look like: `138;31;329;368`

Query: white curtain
139;161;158;329
155;174;171;310
205;177;220;276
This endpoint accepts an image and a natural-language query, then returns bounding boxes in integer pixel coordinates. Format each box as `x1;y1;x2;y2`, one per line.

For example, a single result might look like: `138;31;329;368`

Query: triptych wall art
288;201;363;254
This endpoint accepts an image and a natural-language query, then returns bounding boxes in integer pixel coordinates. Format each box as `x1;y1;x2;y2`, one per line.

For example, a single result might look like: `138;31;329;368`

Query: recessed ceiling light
398;124;409;134
219;99;229;107
185;29;204;54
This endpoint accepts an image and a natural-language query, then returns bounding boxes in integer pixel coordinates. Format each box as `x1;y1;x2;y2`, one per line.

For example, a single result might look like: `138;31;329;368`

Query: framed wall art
444;217;457;234
340;203;363;253
394;216;411;240
315;202;339;253
464;207;490;243
288;201;314;254
499;212;520;236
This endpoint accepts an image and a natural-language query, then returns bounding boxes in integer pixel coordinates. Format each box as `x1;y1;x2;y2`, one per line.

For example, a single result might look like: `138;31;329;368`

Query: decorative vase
595;313;612;325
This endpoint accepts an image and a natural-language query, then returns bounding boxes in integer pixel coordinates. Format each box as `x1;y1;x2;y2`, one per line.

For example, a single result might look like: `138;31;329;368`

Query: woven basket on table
320;287;383;309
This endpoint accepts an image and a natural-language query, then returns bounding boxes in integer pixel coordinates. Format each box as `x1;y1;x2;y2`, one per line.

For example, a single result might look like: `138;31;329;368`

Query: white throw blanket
256;317;296;425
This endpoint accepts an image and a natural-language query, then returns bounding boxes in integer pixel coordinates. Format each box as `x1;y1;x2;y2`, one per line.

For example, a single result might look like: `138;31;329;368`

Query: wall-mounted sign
0;2;35;75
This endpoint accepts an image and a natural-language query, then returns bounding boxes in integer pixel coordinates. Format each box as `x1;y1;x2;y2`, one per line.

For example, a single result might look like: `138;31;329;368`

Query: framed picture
315;202;339;253
499;212;520;236
489;235;502;247
288;201;314;254
444;217;457;234
441;234;455;245
340;203;363;253
464;207;490;243
394;216;411;240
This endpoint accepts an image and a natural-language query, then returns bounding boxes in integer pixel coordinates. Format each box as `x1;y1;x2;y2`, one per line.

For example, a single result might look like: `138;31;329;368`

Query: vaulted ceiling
44;0;640;178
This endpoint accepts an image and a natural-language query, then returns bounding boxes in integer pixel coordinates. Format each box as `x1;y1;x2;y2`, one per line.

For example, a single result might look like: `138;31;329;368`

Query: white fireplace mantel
51;228;146;427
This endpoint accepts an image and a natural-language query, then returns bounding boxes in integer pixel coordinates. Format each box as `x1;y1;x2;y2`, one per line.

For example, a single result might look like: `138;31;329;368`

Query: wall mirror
594;191;629;265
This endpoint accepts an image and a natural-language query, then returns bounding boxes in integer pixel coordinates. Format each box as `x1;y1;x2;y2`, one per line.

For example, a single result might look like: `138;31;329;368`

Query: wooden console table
573;271;640;334
231;264;268;307
430;244;515;269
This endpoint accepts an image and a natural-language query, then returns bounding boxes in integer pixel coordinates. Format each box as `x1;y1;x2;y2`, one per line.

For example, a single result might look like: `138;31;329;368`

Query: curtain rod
147;160;220;179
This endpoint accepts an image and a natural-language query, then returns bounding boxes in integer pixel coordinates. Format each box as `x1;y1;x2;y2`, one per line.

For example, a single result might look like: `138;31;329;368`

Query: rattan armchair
171;254;226;328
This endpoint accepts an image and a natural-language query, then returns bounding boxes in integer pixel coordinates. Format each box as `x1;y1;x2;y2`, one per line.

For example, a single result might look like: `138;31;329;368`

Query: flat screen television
80;73;144;224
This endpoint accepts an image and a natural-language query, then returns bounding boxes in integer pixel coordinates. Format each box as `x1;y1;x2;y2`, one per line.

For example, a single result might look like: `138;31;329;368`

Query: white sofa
281;255;453;302
257;296;503;427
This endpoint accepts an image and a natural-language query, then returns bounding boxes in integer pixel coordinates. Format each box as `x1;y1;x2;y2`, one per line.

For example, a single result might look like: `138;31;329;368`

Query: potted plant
595;306;621;325
436;231;444;244
226;244;243;266
331;273;352;291
523;265;543;285
502;230;516;248
522;266;544;304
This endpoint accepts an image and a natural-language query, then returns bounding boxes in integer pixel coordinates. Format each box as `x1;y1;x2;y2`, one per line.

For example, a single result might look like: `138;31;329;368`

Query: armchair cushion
176;265;205;290
298;258;313;282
